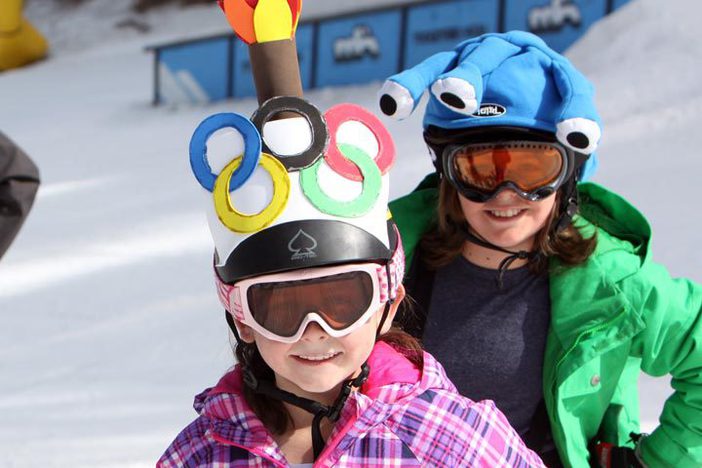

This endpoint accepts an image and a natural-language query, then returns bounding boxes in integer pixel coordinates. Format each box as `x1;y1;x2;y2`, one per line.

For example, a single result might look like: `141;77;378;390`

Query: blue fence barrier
316;10;403;88
148;0;630;105
403;0;498;69
503;0;608;53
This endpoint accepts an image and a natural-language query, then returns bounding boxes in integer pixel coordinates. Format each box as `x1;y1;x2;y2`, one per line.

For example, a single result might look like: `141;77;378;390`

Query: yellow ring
214;153;290;233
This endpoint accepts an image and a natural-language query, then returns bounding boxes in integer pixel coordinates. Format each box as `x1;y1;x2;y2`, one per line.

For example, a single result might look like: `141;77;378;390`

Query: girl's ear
237;321;256;343
381;284;406;334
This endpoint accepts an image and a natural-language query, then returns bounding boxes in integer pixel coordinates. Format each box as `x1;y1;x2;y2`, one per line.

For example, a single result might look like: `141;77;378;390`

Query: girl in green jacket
378;31;702;468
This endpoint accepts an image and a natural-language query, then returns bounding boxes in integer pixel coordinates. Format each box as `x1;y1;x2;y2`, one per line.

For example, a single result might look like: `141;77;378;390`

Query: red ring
323;104;396;181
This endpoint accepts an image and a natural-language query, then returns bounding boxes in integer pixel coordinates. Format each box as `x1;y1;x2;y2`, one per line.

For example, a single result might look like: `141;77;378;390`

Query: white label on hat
472;103;507;118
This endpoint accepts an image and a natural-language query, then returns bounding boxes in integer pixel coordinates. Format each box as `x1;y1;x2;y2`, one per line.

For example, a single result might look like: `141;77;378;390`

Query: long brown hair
421;178;596;272
235;327;423;435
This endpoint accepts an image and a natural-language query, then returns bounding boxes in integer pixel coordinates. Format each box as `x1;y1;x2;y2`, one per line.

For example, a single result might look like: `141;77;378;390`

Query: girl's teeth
490;209;522;218
298;352;339;361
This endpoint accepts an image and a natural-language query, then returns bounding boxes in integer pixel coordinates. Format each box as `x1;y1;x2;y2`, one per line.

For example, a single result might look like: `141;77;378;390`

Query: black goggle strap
226;310;243;343
459;226;539;290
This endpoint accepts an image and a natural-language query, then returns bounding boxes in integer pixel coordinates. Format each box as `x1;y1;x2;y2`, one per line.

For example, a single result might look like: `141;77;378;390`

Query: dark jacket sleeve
0;132;40;259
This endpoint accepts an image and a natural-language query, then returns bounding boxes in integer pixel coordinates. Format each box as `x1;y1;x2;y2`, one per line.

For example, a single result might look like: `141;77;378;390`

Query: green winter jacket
389;175;702;468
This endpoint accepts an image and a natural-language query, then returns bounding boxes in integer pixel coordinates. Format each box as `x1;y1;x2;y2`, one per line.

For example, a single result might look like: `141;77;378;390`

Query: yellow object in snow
0;0;48;71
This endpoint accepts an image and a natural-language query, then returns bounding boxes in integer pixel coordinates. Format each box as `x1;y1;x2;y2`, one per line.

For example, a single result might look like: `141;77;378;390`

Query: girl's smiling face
458;188;557;252
238;286;403;403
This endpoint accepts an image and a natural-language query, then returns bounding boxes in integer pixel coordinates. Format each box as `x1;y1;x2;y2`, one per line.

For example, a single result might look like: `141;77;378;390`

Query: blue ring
189;113;262;192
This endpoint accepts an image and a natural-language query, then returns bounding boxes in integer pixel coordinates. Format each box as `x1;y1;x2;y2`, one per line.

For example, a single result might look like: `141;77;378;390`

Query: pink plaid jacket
159;342;544;467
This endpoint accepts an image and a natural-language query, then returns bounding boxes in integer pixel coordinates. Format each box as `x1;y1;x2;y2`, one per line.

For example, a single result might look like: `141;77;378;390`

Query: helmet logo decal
288;229;318;260
472;103;506;118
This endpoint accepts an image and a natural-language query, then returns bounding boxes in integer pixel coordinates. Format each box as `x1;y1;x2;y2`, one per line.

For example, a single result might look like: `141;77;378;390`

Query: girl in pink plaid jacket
159;336;545;467
159;332;545;467
159;81;543;466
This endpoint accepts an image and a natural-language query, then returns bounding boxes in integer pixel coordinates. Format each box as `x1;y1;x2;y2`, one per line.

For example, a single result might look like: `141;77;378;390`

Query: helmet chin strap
458;173;582;290
225;301;393;460
242;360;370;460
552;151;587;233
459;225;540;290
553;175;580;234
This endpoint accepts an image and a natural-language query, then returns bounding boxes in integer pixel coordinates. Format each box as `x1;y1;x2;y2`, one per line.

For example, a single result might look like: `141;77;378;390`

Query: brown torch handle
248;38;304;109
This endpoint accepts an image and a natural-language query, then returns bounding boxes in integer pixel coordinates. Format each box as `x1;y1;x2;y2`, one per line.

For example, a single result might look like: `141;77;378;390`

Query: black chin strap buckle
327;363;370;421
555;196;579;233
354;362;371;386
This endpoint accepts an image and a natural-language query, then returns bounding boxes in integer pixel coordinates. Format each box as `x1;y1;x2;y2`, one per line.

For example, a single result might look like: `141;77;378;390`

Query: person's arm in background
0;131;39;259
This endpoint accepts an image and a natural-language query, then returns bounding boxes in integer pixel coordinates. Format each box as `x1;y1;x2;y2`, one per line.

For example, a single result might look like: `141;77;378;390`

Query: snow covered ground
0;0;700;465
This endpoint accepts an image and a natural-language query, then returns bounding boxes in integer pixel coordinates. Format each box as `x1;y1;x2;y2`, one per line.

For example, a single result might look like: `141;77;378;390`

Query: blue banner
232;24;315;99
315;10;402;87
158;38;229;104
503;0;607;52
404;0;498;68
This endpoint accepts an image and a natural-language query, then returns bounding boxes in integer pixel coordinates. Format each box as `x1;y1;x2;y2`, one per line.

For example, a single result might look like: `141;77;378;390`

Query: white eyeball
430;77;478;116
556;118;601;154
377;80;415;120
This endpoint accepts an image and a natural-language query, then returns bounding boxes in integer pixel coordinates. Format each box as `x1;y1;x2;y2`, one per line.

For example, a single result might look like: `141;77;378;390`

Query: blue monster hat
379;31;602;180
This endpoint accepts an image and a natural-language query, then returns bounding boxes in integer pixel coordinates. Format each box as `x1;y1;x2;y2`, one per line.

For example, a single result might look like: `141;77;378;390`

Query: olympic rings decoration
214;153;291;233
190;113;262;192
250;96;329;171
323;103;396;182
300;143;382;217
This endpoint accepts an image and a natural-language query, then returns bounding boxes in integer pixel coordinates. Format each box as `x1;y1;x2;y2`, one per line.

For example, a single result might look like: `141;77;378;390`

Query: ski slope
0;0;700;465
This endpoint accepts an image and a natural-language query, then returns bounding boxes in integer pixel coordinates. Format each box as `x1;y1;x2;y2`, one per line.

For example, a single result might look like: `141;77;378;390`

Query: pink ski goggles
216;248;404;343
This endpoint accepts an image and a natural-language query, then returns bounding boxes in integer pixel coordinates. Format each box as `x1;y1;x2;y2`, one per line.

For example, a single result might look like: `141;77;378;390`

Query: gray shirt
422;254;551;435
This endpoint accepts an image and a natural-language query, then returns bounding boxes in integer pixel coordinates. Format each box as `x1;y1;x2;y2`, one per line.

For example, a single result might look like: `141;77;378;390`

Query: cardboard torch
218;0;304;104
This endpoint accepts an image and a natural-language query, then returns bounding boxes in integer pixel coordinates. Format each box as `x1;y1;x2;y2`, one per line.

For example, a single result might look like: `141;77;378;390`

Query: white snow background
0;0;700;465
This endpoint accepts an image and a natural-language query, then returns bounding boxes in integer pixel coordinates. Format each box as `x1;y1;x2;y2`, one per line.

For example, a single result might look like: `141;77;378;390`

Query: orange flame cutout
223;0;256;44
222;0;302;45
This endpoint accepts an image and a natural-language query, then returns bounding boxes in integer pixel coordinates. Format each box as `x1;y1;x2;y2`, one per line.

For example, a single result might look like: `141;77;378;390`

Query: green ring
300;143;382;217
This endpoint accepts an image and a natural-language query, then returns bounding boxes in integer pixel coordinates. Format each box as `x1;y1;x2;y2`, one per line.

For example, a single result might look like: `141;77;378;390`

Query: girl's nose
301;320;328;341
493;188;521;202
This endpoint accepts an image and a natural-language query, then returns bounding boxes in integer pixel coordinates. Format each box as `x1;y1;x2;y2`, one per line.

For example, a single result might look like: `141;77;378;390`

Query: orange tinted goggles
444;141;570;202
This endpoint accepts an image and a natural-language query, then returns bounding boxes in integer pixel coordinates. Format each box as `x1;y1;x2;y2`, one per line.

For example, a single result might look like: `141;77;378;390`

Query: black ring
250;96;329;172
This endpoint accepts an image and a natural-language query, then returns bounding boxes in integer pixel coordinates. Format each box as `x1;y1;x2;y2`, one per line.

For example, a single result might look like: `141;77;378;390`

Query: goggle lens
247;270;375;338
449;142;564;195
